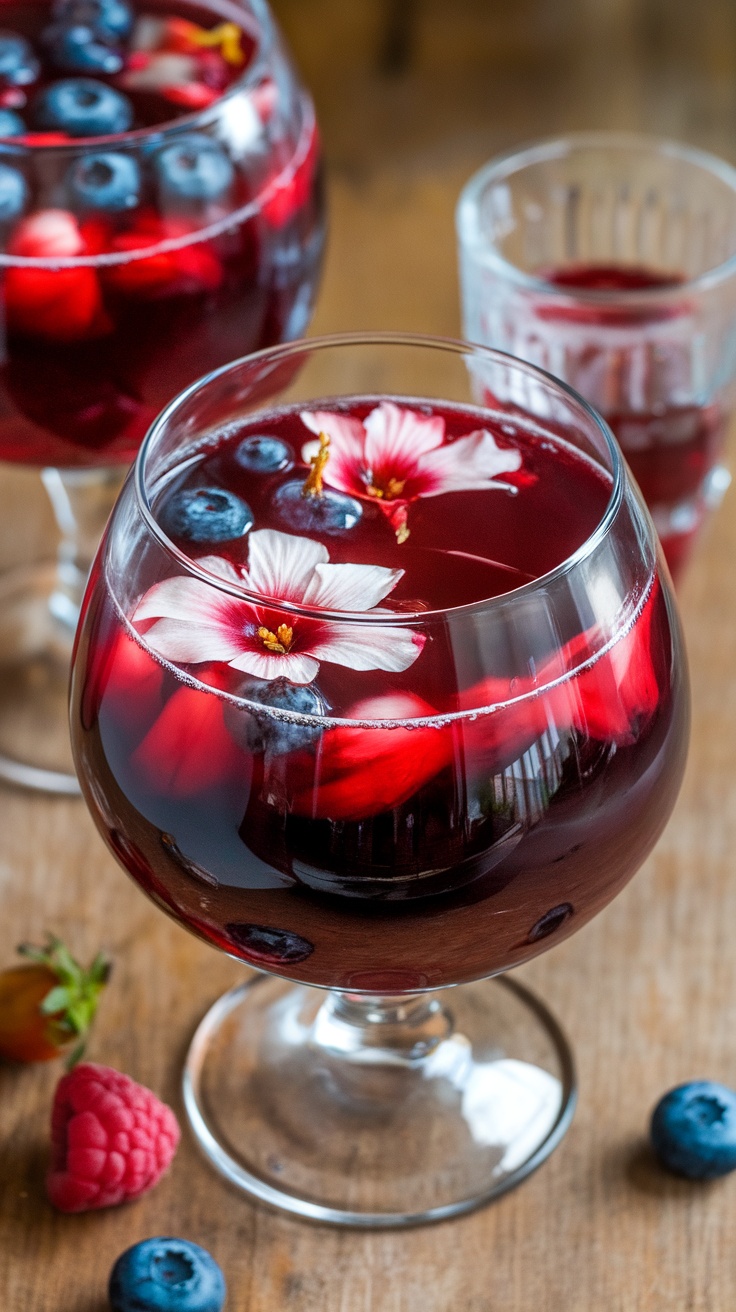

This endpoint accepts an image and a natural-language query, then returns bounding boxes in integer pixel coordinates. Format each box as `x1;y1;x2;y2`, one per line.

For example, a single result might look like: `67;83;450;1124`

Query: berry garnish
0;107;25;136
650;1081;736;1180
233;675;328;755
526;903;574;943
67;150;140;211
0;31;40;87
0;163;27;223
234;434;293;474
272;480;363;535
47;1062;180;1212
55;0;134;41
160;486;253;544
42;22;125;76
32;77;133;136
0;935;110;1065
109;1237;226;1312
9;206;85;256
225;922;314;965
154;133;234;205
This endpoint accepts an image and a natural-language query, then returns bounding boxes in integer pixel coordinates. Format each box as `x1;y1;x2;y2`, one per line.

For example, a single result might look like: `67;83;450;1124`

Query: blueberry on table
273;480;363;535
161;486;254;544
43;22;124;76
0;108;25;137
109;1237;226;1312
0;32;40;87
650;1081;736;1179
67;151;140;211
237;675;328;755
54;0;134;41
154;134;234;205
31;78;133;137
0;164;27;222
235;434;293;474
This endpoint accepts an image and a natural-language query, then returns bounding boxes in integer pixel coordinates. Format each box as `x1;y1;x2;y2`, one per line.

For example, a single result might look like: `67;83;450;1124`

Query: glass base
183;974;577;1227
0;560;81;795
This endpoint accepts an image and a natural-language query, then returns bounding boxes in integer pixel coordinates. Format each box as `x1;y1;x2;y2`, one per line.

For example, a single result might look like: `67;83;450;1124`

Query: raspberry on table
47;1061;180;1212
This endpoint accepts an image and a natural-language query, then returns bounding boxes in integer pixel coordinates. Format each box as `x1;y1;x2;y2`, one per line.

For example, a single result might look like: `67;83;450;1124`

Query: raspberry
47;1062;180;1213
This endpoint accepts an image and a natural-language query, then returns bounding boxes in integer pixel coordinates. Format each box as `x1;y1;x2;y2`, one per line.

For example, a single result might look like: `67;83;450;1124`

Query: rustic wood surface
3;0;736;1307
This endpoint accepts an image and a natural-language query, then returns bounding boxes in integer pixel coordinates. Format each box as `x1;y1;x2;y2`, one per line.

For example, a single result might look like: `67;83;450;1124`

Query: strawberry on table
47;1062;180;1212
0;936;110;1065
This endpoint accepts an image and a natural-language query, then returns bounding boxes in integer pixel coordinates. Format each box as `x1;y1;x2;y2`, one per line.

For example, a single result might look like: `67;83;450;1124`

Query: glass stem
311;990;454;1065
40;466;126;631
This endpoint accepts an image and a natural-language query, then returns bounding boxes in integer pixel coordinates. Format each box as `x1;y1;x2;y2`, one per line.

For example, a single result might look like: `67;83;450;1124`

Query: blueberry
650;1081;736;1180
67;151;140;211
31;78;133;137
526;903;574;943
161;486;253;544
109;1237;226;1312
53;0;133;40
235;675;328;755
0;164;27;222
0;32;40;87
273;481;362;536
0;109;25;137
225;922;314;964
43;22;124;75
154;134;234;206
234;434;293;474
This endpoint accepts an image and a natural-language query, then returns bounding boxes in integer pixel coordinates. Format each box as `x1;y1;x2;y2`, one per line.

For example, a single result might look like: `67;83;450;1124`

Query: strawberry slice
292;693;454;821
160;82;219;109
132;680;243;797
5;209;111;342
102;212;223;298
262;122;319;229
9;208;85;258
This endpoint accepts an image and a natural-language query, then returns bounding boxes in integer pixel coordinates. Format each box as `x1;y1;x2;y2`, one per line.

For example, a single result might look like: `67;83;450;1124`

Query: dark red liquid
0;1;324;466
539;263;728;578
71;400;689;990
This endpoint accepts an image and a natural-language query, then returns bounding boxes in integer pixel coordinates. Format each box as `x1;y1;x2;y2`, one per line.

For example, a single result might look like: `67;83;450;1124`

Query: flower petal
195;554;245;584
363;401;445;476
417;429;522;495
135;574;239;626
300;409;367;496
245;528;328;603
305;623;425;673
141;617;245;664
301;561;404;613
228;649;320;683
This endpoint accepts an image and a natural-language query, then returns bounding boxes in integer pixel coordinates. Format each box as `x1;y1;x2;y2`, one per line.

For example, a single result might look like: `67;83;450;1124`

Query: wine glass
456;131;736;582
70;333;689;1226
0;0;324;792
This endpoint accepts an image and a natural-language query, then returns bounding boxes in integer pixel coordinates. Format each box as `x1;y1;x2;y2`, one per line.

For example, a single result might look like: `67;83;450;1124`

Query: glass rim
133;330;627;626
0;0;272;156
456;129;736;301
0;91;315;268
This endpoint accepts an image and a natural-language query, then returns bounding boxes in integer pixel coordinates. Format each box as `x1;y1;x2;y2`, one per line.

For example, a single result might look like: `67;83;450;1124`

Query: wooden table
3;1;736;1306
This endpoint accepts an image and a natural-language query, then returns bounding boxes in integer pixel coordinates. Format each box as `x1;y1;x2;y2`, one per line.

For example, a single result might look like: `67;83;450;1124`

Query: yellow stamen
191;21;243;65
395;521;410;545
303;431;330;498
258;624;294;655
366;475;406;501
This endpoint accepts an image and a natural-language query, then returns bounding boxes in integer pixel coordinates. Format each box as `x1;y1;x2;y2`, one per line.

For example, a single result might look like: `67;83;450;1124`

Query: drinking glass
70;333;689;1225
0;0;324;792
457;131;736;582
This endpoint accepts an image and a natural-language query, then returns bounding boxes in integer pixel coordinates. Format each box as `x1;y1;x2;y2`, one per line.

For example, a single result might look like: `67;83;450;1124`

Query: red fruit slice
132;682;243;797
103;630;165;738
292;693;454;821
16;132;70;146
161;82;219;109
5;266;109;342
262;121;319;229
9;209;84;258
103;216;223;298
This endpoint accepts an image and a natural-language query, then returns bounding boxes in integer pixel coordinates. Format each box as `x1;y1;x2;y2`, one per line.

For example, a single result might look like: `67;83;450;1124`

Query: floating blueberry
526;902;574;943
0;164;27;222
154;134;234;205
0;32;40;87
235;676;328;755
54;0;133;40
235;434;293;474
161;486;253;544
109;1237;226;1312
0;108;25;137
226;922;314;964
31;78;133;137
650;1081;736;1180
67;151;140;211
273;481;363;536
43;22;124;75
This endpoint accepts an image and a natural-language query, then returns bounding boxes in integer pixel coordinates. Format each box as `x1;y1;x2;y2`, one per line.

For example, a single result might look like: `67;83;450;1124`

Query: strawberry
160;82;219;109
132;679;244;797
0;937;110;1065
47;1062;180;1213
5;209;110;341
102;212;223;298
8;208;84;258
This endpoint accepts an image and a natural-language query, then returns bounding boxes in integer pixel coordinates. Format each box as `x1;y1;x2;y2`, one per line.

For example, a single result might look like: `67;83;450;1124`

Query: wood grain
3;0;736;1306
